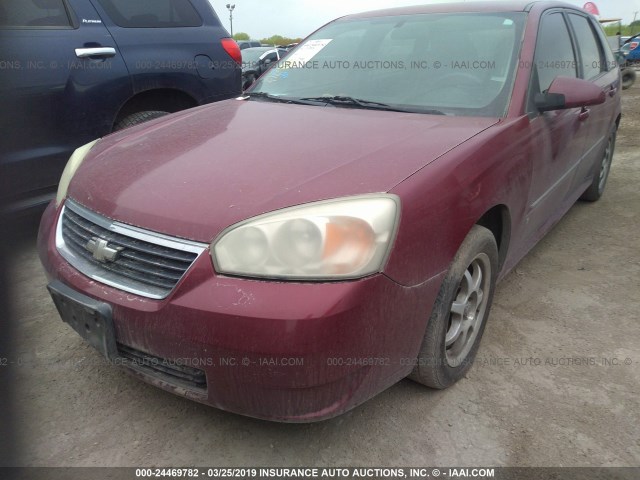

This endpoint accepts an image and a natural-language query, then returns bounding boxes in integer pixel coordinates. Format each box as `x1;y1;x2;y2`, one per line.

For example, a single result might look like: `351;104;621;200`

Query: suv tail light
221;38;242;65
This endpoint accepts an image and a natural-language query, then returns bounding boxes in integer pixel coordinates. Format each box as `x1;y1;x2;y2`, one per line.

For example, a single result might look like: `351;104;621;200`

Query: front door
523;11;591;242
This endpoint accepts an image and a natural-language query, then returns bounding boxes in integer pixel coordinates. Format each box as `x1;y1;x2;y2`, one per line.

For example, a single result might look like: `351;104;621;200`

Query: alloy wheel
445;253;492;367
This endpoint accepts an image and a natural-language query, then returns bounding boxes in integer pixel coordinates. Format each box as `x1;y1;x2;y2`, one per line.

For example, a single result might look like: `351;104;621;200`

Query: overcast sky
209;0;640;39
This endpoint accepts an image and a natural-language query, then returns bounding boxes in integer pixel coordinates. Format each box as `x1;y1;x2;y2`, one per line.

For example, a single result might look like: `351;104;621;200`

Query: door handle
608;87;618;97
578;108;590;121
75;47;117;58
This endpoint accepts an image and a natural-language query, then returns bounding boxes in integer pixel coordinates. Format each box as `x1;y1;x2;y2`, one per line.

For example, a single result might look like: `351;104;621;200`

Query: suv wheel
114;111;169;131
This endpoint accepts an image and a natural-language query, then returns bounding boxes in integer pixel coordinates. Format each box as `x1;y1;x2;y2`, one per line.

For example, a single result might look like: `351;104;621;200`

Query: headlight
55;139;100;206
212;195;400;280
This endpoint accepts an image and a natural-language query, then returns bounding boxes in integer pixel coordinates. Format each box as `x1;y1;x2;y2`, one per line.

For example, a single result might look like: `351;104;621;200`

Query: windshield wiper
244;92;326;106
246;93;445;114
299;96;390;108
298;96;445;114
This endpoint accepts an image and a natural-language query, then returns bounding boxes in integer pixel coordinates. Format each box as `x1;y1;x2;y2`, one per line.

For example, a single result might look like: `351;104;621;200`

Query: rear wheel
580;130;616;202
114;111;169;131
409;225;498;389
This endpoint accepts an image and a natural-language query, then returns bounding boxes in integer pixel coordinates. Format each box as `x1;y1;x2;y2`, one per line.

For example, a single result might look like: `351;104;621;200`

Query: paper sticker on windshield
277;39;332;69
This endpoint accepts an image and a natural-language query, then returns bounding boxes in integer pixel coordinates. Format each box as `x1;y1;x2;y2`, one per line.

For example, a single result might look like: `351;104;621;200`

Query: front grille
57;200;208;299
118;344;207;392
62;208;196;290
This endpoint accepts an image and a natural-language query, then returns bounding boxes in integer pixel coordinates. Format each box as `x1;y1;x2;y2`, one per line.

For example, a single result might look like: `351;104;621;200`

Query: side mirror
535;76;606;112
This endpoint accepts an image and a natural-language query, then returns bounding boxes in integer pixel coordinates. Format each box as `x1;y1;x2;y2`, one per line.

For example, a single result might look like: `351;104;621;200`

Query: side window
264;52;278;63
533;13;577;93
568;14;605;80
591;18;616;71
0;0;71;28
96;0;202;28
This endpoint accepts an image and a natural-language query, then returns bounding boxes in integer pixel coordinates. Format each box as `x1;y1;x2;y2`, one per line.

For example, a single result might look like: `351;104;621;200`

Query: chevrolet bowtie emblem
85;237;124;263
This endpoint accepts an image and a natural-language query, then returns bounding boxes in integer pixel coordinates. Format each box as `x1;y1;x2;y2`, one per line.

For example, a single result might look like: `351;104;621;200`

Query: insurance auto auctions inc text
254;468;495;478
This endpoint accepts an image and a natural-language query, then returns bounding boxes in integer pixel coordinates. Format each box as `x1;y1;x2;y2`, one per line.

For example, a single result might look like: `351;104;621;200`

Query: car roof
344;1;584;19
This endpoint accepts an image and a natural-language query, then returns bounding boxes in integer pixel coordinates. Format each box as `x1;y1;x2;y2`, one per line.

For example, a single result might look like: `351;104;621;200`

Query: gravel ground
4;82;640;468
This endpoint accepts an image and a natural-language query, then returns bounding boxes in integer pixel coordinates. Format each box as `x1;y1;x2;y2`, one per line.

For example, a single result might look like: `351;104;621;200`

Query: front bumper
38;201;443;422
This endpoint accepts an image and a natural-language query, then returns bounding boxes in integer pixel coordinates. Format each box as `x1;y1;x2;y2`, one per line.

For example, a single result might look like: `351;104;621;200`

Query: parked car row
236;39;262;50
277;42;299;50
37;1;621;422
1;0;242;214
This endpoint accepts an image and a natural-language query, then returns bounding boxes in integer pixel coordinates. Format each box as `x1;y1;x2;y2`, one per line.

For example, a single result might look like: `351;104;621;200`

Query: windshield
251;13;526;117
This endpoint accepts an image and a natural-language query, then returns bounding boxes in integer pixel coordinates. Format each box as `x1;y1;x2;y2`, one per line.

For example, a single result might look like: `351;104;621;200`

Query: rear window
96;0;202;28
0;0;71;28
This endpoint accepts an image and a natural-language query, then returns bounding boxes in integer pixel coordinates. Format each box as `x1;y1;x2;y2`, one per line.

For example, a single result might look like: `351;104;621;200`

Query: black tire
580;130;616;202
243;75;256;91
114;111;169;131
622;68;636;90
409;225;499;389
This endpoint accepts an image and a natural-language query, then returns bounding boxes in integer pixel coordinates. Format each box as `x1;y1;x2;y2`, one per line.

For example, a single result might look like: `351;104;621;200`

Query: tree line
233;33;303;46
603;23;640;37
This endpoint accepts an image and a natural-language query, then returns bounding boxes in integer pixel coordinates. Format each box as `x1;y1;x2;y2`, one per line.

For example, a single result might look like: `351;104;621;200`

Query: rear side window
96;0;202;28
568;14;605;80
0;0;71;28
533;13;577;92
590;18;616;71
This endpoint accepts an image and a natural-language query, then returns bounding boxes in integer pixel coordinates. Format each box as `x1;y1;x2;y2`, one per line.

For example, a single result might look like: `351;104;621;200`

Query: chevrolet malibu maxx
39;1;621;422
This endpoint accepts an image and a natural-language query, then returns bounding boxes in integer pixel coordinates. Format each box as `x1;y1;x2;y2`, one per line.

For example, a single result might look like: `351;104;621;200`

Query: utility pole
226;4;235;37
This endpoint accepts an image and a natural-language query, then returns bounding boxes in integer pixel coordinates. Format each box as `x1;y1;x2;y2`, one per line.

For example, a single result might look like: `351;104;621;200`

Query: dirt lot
5;82;640;468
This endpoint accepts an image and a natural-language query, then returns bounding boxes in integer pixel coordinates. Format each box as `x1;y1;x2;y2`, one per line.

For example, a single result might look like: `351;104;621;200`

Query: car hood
69;100;498;243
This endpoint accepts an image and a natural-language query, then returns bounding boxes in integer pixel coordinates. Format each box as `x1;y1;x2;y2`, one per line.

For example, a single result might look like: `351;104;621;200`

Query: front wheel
409;225;498;389
622;68;636;90
580;130;616;202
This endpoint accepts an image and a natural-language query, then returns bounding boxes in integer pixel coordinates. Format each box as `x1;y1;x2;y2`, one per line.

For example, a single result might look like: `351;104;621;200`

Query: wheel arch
475;204;512;272
112;89;198;131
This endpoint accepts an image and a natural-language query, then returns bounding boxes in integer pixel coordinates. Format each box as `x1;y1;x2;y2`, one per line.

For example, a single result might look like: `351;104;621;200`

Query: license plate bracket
47;280;117;361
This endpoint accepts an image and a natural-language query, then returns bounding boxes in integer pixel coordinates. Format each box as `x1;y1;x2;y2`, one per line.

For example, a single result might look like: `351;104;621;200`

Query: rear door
0;0;132;210
88;0;241;104
566;12;620;191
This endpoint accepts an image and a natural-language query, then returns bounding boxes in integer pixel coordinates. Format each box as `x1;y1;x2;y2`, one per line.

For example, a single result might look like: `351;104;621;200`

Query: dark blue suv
0;0;242;213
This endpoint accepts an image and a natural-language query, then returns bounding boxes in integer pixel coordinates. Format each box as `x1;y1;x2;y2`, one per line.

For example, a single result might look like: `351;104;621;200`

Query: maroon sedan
38;1;621;422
